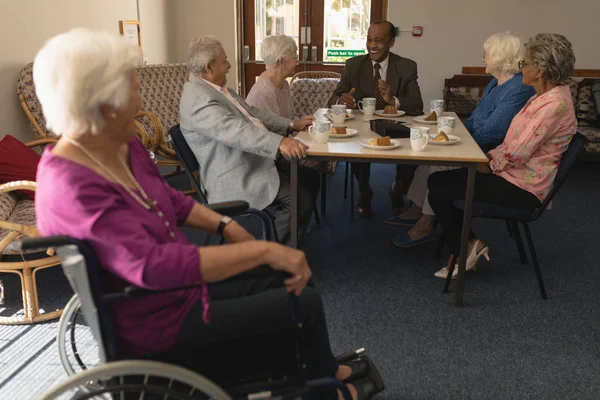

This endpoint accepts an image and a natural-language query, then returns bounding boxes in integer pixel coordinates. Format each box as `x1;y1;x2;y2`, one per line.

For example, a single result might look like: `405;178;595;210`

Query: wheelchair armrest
205;200;250;216
21;235;79;252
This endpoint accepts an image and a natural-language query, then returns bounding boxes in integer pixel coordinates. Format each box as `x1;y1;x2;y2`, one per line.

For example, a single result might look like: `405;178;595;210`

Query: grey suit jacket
327;53;423;112
179;74;292;210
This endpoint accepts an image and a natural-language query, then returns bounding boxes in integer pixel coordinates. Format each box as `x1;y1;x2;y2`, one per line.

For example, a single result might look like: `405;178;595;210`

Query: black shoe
351;378;376;400
342;359;369;382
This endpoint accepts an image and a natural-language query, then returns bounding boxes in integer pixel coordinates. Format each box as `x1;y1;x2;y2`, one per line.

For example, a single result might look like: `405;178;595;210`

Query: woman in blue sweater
389;31;536;248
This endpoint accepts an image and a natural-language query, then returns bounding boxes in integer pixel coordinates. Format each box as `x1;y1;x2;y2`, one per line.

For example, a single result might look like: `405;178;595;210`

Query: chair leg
434;230;445;260
521;223;548;300
506;220;513;238
313;201;321;226
320;173;327;217
510;220;528;264
344;162;349;199
443;253;459;293
350;169;355;220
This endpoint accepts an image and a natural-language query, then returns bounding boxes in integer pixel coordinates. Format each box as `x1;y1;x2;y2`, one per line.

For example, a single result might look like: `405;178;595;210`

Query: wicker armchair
0;139;63;324
16;62;180;176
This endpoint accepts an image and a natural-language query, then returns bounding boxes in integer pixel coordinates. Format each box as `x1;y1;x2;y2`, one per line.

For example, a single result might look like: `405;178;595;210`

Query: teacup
330;104;347;125
308;120;331;144
430;99;445;118
437;116;456;135
410;126;430;152
358;97;376;116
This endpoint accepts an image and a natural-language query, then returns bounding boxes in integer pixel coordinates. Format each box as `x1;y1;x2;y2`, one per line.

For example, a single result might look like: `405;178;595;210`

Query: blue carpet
1;162;599;399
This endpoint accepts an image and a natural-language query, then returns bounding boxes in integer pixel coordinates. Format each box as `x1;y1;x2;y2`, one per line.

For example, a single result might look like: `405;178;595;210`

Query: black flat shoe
351;378;376;400
342;359;369;382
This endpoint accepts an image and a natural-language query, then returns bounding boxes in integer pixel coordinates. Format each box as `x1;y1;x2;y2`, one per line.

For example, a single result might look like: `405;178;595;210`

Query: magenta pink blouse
35;138;205;357
489;85;578;202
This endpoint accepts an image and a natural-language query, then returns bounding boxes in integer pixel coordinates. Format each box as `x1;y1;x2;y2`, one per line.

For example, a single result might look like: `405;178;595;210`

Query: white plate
428;133;461;145
374;110;406;117
359;139;402;150
325;112;355;122
329;128;358;138
412;115;438;125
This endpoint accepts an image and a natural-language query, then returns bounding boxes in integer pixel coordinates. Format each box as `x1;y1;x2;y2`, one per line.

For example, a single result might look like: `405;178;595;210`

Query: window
254;0;300;61
323;0;370;62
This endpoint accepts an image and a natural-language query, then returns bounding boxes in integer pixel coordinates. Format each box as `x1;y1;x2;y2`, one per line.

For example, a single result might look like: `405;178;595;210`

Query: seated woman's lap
156;268;337;385
428;168;541;208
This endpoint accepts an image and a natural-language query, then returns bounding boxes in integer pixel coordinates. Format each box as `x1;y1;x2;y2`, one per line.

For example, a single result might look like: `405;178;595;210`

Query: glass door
241;0;386;96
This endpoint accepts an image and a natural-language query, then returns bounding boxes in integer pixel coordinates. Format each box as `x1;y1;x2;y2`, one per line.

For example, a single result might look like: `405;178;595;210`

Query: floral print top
488;85;577;202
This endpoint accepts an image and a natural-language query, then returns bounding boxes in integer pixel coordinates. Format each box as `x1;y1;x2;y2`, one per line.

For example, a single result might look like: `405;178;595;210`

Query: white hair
484;31;524;75
260;35;297;68
188;36;223;74
33;28;142;137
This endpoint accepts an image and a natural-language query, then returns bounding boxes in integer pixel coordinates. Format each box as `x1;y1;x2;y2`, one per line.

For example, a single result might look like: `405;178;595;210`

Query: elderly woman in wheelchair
31;28;383;399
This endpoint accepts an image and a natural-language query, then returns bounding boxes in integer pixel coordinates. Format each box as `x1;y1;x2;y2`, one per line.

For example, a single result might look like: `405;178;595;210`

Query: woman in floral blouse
428;33;577;279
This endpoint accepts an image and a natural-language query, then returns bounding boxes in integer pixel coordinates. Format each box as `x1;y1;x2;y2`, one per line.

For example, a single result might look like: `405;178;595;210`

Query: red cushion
0;135;41;200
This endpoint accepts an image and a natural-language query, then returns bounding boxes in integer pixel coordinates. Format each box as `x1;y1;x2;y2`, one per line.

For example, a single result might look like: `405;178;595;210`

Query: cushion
577;85;597;121
291;78;340;117
578;126;600;143
0;199;36;254
0;135;40;200
0;192;17;222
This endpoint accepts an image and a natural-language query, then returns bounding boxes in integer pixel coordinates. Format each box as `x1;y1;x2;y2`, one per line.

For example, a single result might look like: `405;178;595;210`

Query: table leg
291;159;299;249
454;165;476;307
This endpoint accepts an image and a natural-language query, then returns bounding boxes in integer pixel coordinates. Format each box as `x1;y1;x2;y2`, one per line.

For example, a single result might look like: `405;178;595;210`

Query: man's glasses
518;60;535;70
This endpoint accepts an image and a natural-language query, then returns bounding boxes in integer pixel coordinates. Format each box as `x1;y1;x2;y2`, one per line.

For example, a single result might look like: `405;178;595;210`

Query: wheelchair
28;203;381;399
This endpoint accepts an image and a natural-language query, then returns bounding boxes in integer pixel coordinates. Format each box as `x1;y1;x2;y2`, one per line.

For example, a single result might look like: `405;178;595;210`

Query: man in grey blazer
328;21;424;218
180;36;318;245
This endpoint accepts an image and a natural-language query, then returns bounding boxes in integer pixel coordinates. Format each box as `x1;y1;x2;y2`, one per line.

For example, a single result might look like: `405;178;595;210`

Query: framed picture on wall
119;20;142;48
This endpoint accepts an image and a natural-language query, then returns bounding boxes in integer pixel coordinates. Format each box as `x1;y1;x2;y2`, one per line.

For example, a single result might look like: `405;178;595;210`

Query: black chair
441;133;587;299
24;230;355;399
169;124;323;241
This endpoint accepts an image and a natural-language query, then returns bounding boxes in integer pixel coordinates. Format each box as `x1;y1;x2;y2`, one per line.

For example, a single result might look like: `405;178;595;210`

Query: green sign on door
326;49;366;58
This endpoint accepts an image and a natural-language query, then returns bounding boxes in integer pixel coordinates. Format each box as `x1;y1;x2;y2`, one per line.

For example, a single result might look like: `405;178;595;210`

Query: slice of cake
383;105;397;114
424;111;437;121
433;131;449;142
369;136;392;146
331;126;347;134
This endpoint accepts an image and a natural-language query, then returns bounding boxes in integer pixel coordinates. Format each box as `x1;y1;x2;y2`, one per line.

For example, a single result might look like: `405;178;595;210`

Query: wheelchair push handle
21;235;80;252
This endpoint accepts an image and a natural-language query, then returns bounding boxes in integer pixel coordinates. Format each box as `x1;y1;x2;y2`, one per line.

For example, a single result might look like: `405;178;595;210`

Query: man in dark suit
328;20;423;217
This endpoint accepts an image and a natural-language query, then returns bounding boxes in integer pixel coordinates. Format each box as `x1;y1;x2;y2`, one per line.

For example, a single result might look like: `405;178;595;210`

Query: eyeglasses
518;60;535;70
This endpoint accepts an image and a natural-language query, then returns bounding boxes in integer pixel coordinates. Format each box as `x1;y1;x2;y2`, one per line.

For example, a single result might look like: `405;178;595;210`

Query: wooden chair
0;162;62;324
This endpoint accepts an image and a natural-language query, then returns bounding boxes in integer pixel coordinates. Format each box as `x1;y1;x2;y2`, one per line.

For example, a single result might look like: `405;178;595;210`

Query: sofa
444;67;600;158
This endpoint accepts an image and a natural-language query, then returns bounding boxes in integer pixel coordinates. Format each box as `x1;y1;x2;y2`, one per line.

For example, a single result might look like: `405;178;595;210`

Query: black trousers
428;168;541;254
268;159;321;245
351;162;417;195
157;267;338;398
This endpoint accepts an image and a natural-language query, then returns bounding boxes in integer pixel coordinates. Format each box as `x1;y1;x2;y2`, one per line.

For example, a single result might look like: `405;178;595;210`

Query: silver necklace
62;136;157;210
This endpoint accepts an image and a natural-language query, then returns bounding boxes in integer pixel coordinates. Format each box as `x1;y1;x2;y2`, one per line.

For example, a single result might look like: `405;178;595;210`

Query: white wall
166;0;239;90
388;0;600;109
0;0;138;142
138;0;171;64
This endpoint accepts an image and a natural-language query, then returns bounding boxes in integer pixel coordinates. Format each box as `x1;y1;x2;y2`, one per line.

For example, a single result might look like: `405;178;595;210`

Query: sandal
350;378;376;400
341;359;369;382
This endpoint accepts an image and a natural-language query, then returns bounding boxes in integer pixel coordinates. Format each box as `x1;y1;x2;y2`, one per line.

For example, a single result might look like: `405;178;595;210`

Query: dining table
289;108;489;307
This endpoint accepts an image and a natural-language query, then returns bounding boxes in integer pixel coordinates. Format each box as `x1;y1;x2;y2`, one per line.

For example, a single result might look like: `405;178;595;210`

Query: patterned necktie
373;63;387;110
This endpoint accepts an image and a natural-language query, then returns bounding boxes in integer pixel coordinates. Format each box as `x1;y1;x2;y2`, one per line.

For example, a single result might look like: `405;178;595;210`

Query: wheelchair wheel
57;294;100;376
38;360;233;400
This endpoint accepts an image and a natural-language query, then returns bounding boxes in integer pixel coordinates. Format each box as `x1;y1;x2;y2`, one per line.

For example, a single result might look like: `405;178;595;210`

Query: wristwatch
217;215;233;236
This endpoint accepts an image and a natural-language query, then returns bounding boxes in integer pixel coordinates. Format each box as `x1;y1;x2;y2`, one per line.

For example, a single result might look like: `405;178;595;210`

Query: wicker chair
0;138;63;324
16;62;183;178
290;71;341;117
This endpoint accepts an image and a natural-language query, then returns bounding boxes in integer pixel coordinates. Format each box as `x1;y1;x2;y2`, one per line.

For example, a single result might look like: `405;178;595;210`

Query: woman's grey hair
525;33;576;84
260;35;297;68
33;28;142;137
188;35;223;74
483;31;524;75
